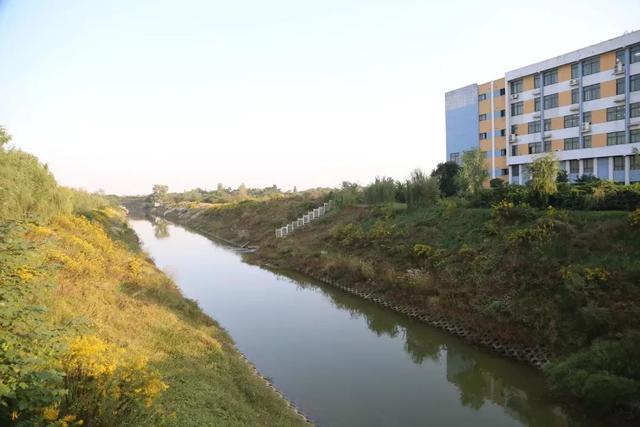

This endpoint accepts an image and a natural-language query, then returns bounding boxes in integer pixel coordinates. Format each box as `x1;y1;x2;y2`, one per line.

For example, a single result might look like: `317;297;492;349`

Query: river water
130;218;584;427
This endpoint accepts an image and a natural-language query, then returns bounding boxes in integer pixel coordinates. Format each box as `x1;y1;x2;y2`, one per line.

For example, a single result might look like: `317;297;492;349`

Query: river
130;218;585;427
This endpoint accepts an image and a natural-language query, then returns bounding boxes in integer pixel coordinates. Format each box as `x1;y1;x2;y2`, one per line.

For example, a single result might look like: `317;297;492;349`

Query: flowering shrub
491;199;533;224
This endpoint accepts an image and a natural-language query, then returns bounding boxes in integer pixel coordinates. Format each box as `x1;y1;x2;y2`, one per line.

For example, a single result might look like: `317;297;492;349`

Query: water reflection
152;217;170;239
267;269;575;427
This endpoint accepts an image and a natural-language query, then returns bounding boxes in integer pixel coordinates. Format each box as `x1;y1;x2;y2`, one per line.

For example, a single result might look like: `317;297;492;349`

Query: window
479;113;487;121
478;93;487;101
631;102;640;118
534;97;541;112
631;74;640;92
583;111;592;123
632;129;640;144
584;159;594;174
533;74;540;89
511;124;518;134
450;152;460;164
632;156;639;170
607;131;626;146
569;160;579;174
501;168;509;176
607;106;625;121
564;137;579;150
511;101;523;116
479;132;488;140
499;149;507;156
617;78;625;95
564;114;579;128
544;119;551;131
512;165;520;176
631;45;640;64
528;121;541;134
544;93;558;109
571;63;579;79
500;109;506;117
583;84;600;101
583;56;600;76
510;79;523;94
571;88;579;104
500;129;506;137
613;157;625;171
528;142;542;154
583;135;592;148
616;50;626;66
511;145;517;156
543;68;558;86
499;88;506;96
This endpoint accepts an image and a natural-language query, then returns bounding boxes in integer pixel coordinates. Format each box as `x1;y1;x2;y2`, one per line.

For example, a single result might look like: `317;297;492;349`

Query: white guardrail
275;200;334;238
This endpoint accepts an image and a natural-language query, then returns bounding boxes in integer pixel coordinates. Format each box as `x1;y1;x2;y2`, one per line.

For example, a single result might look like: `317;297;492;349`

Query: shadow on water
263;268;584;427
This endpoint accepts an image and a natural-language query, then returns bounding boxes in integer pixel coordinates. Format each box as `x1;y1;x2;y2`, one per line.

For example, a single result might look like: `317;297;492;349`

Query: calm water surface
130;218;585;427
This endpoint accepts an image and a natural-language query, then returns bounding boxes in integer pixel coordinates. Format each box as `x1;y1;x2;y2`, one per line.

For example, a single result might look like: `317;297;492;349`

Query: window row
478;88;506;102
563;136;592;150
607;129;640;146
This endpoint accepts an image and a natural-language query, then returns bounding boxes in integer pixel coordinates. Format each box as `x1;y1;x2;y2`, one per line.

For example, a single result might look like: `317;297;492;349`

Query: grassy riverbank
148;196;640;421
1;137;305;426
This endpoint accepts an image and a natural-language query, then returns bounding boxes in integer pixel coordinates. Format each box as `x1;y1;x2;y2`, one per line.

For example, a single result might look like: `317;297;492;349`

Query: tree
459;148;488;196
0;126;11;149
529;153;559;204
406;169;440;208
151;184;168;205
430;161;460;197
238;183;247;199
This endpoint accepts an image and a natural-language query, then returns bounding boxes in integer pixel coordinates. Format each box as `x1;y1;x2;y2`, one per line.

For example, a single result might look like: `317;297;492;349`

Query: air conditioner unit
569;78;579;86
510;93;519;100
582;122;591;132
509;134;517;142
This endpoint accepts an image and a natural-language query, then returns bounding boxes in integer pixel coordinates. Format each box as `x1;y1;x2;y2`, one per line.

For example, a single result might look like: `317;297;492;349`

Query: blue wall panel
597;158;609;179
445;85;479;162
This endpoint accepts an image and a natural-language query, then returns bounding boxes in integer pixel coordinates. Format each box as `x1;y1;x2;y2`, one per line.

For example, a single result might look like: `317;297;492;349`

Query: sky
1;0;639;195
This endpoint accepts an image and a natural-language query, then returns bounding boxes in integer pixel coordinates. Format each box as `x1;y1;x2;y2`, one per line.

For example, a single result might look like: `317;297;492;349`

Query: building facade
445;31;640;184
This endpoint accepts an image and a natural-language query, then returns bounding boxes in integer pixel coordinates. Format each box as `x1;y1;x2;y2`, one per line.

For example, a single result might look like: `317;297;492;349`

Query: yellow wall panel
517;144;528;155
522;75;534;91
494;136;506;149
478;82;492;92
558;90;572;107
495;156;506;168
480;139;492;151
558;64;572;82
479;101;491;114
550;117;563;130
601;51;615;71
479;121;491;132
552;140;563;151
524;99;535;114
493;78;505;89
591;109;606;124
592;133;606;147
495;117;506;128
601;80;616;98
494;98;505;109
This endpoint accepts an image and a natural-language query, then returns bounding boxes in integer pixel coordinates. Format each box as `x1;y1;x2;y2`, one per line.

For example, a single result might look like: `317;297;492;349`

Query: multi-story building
445;31;640;184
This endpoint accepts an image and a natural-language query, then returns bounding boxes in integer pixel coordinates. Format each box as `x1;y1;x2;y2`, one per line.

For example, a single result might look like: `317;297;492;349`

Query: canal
130;218;585;427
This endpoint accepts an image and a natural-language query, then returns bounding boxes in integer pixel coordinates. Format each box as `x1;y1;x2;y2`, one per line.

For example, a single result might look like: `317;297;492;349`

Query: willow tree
459;148;488;196
529;153;559;205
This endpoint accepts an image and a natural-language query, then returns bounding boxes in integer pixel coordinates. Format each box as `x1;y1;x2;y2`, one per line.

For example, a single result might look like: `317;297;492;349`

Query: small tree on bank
529;153;559;205
406;169;439;208
459;148;488;196
151;184;168;205
430;161;460;197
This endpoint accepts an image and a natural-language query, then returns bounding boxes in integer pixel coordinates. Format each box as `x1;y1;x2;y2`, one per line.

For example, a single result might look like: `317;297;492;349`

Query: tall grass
0;144;112;222
363;176;396;204
406;169;440;208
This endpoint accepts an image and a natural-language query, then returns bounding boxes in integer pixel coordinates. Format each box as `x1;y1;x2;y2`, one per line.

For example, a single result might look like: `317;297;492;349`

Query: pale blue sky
1;0;639;194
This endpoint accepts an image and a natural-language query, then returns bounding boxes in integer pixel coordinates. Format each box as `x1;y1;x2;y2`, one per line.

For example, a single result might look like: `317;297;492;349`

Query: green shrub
547;331;640;414
406;169;440;209
490;199;533;224
629;209;640;229
363;177;397;205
